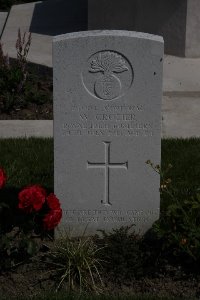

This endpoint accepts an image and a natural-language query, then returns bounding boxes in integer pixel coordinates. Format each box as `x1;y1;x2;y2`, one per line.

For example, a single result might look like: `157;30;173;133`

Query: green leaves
147;153;200;270
95;225;143;281
152;188;200;266
0;229;39;271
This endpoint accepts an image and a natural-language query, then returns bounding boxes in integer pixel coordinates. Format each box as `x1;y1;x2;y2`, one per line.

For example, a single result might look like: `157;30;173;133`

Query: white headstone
53;30;164;235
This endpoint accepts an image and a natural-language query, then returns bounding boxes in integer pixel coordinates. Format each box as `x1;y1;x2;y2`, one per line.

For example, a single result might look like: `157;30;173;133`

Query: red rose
0;168;6;189
18;185;46;213
46;193;61;210
43;208;62;231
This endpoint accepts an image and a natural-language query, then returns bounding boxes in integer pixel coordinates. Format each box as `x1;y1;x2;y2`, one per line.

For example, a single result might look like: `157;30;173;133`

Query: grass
161;138;200;190
0;138;53;189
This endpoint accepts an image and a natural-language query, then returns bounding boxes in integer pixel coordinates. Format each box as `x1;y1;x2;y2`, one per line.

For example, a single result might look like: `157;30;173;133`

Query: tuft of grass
44;230;104;293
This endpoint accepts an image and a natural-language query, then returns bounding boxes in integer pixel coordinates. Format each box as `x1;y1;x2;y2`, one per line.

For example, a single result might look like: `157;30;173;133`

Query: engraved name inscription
62;103;157;138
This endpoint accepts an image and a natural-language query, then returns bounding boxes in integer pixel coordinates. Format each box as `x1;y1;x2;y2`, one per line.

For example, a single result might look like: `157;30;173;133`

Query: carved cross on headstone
87;141;128;206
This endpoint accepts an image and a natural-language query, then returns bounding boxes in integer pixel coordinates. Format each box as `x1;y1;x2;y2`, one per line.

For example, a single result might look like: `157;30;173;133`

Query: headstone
53;30;164;235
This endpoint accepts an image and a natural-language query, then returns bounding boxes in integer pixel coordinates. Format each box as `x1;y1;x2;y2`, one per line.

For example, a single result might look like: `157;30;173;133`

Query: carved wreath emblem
89;51;129;100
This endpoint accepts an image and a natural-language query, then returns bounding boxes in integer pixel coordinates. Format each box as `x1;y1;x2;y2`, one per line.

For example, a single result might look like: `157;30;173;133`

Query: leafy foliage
146;160;200;271
0;229;39;271
0;190;40;272
94;226;143;282
0;166;58;273
153;191;200;268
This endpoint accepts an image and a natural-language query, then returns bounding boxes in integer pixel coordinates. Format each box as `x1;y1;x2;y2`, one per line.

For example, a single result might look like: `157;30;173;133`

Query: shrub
0;29;52;114
146;160;200;271
152;190;200;269
0;167;62;272
0;29;31;112
94;225;143;282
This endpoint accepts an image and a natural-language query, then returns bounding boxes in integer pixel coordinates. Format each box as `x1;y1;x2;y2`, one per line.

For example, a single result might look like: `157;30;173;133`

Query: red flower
46;193;61;210
18;185;46;213
43;208;62;231
0;168;6;189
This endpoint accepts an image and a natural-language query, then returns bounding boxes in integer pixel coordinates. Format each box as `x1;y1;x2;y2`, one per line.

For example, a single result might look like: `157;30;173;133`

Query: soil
1;267;200;299
0;247;200;299
0;102;53;120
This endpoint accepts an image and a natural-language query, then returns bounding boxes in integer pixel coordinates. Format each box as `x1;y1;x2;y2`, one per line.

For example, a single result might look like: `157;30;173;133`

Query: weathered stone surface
53;30;163;235
88;0;187;57
185;0;200;57
88;0;200;58
0;12;8;37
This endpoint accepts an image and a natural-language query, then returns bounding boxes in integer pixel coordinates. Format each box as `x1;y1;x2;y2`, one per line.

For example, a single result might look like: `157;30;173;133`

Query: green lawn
0;138;53;189
161;138;200;190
